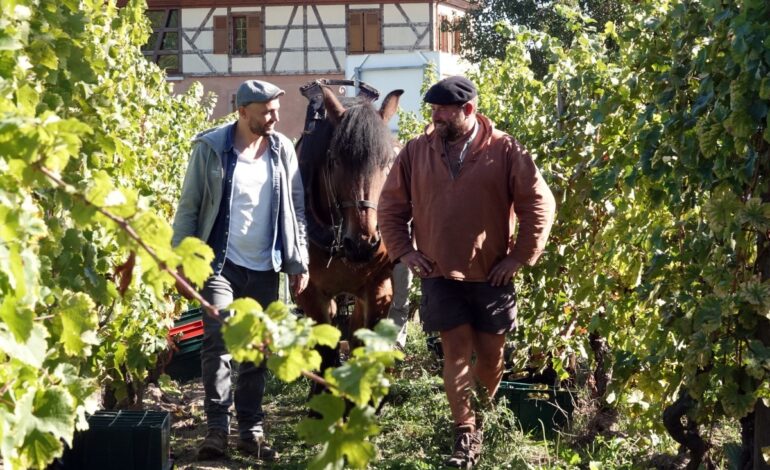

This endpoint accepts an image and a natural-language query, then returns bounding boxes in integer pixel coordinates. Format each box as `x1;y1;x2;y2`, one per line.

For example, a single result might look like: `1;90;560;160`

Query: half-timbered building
139;0;472;138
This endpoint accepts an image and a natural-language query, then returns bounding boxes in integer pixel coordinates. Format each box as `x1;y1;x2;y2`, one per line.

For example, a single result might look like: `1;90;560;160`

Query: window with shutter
214;13;262;56
348;9;381;54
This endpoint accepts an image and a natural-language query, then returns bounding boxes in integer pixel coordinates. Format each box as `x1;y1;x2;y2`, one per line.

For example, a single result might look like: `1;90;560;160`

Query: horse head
320;86;402;262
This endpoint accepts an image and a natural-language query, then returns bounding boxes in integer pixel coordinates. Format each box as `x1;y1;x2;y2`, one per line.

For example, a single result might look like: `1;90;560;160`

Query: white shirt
226;148;274;270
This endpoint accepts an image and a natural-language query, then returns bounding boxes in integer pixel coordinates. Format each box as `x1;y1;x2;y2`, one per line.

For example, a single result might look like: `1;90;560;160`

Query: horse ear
379;89;404;123
321;86;346;125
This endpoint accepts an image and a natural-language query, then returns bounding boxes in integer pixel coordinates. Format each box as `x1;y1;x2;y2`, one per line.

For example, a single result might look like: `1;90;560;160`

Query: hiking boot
197;429;228;460
236;434;280;461
444;425;483;469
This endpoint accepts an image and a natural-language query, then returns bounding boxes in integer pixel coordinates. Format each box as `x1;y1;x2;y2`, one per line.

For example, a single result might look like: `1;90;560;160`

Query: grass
158;321;741;469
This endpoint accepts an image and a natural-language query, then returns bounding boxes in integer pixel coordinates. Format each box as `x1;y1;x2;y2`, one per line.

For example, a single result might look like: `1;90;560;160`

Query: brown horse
296;84;403;379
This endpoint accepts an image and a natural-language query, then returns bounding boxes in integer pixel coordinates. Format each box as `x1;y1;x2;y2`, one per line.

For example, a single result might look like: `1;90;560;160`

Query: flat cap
236;79;285;107
423;76;478;105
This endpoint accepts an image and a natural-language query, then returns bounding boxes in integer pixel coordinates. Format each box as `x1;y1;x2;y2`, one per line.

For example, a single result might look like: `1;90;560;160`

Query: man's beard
435;121;462;141
250;120;275;136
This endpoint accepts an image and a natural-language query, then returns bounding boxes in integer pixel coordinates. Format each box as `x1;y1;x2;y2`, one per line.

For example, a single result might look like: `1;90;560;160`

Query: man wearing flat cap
379;76;555;468
172;79;309;461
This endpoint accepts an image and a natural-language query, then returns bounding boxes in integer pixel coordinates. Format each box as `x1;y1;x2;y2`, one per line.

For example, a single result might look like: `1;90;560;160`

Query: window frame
142;8;182;74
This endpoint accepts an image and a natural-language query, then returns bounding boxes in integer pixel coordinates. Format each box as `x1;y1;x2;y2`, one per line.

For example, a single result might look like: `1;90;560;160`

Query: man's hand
400;250;435;278
290;272;309;297
487;256;523;286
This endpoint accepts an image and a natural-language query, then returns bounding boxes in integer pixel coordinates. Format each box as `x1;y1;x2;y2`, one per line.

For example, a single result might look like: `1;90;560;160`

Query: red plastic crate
168;320;203;343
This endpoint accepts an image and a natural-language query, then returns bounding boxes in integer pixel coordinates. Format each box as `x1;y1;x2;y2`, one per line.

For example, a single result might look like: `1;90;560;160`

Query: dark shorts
419;277;517;334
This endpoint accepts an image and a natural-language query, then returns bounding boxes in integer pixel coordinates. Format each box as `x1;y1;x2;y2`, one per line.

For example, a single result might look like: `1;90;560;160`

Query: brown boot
236;434;280;461
197;429;228;460
444;424;483;468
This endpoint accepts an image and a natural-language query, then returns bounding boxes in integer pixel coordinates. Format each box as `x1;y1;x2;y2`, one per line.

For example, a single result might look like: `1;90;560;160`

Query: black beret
423;76;478;105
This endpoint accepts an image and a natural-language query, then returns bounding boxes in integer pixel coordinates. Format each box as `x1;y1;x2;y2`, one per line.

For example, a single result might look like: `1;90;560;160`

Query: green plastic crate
497;381;575;439
61;410;172;470
166;337;203;382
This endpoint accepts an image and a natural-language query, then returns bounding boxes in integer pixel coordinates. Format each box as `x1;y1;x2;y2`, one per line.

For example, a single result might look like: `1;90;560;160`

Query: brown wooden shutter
246;14;262;54
348;11;364;53
213;15;228;54
453;27;462;55
438;15;449;52
363;11;381;52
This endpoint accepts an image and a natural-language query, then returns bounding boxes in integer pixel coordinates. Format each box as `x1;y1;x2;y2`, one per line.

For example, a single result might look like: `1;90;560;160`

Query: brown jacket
378;114;555;281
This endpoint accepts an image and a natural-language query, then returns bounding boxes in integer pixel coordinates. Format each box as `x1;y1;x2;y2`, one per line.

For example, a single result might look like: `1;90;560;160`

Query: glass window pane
233;17;247;55
161;32;178;50
147;11;165;29
168;10;179;27
157;55;179;71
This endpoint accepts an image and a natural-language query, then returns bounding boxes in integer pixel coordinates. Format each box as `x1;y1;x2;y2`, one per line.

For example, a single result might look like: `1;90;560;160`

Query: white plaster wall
231;57;263;73
309;5;345;24
274;52;304;72
183;8;224;28
384;27;422;49
267;6;299;25
308;49;341;71
383;3;429;24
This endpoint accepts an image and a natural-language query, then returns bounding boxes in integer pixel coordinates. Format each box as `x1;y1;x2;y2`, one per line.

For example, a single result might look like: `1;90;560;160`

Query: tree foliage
457;0;625;76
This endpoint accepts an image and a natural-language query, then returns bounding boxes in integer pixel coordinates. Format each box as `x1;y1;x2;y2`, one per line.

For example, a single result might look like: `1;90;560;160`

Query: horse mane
299;96;393;180
329;101;393;179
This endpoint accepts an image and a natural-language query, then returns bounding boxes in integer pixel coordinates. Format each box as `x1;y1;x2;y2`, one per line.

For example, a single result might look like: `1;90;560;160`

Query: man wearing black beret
379;76;555;468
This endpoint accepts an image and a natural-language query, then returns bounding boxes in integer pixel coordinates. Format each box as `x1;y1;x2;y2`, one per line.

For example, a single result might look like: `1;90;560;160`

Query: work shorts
419;277;517;334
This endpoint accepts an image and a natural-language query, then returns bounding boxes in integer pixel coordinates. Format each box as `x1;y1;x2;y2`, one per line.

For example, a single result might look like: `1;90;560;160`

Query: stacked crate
165;308;204;382
61;410;172;470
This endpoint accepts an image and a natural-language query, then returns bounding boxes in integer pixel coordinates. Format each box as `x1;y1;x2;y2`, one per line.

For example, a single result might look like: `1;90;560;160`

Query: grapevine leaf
296;393;345;445
0;295;34;342
173;237;213;287
59;291;99;357
0;323;48;368
267;347;320;382
311;323;341;349
33;387;75;446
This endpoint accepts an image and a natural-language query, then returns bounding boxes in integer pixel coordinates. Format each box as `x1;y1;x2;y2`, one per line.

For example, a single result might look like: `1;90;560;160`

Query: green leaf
267;347;320;382
0;296;34;342
739;198;770;232
0;323;48;368
59;291;99;357
311;324;341;349
20;429;62;470
33;387;75;446
354;319;399;352
222;300;266;364
296;393;345;445
328;359;380;406
173;237;213;287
